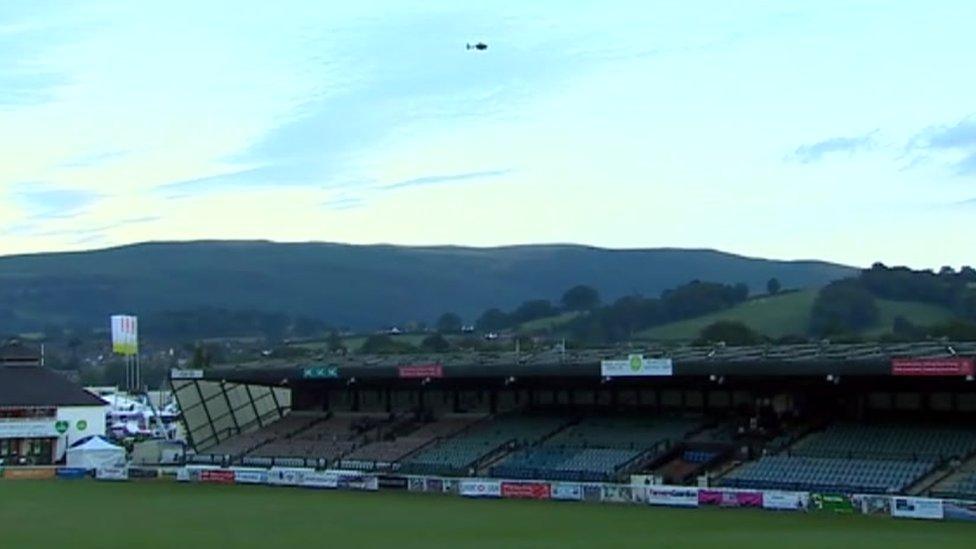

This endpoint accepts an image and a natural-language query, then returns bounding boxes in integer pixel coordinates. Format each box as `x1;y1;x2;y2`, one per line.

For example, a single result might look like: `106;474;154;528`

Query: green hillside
638;290;957;341
0;241;855;332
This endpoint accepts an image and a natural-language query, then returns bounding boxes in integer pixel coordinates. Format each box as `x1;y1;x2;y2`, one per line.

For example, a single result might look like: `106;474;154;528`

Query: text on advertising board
600;355;673;377
891;357;974;377
301;366;339;379
398;364;444;379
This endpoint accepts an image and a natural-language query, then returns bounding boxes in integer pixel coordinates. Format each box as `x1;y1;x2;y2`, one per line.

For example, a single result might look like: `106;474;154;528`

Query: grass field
638;290;957;341
1;481;973;548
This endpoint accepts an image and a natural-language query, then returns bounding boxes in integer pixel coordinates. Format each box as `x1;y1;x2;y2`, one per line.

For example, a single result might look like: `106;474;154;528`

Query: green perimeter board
0;481;974;548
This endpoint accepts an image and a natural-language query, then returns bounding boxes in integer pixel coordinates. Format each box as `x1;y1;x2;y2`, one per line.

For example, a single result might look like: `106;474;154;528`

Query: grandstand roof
0;365;108;407
183;340;976;386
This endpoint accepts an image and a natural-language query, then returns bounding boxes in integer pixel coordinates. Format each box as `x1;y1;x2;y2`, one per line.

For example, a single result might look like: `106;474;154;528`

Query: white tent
66;436;126;470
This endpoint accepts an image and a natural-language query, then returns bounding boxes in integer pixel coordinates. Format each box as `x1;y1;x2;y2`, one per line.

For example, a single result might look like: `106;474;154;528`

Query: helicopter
466;42;488;51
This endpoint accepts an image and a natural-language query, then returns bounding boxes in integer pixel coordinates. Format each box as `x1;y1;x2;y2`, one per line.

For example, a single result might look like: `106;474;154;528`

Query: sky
1;1;974;268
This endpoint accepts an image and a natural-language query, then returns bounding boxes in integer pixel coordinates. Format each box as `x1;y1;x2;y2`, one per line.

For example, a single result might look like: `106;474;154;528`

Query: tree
697;321;762;346
360;335;417;354
510;300;557;323
561;285;601;311
476;308;509;332
766;277;781;295
436;312;463;334
810;279;880;336
420;334;451;353
326;330;347;355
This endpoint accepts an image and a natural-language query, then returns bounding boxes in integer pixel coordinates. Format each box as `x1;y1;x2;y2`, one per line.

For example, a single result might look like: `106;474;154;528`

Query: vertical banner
111;315;139;356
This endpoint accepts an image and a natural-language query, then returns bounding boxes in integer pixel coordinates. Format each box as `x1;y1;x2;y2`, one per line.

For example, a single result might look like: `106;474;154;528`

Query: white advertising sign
233;468;269;485
601;355;673;377
0;420;60;438
111;315;139;356
551;483;583;501
267;467;312;486
763;491;810;511
95;466;129;481
302;471;339;489
892;497;944;520
459;479;502;498
171;369;204;380
646;485;699;508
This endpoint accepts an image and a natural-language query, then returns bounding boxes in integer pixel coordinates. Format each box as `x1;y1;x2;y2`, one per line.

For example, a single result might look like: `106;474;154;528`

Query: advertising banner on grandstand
698;489;763;508
268;467;311;486
110;315;138;356
762;491;810;511
233;468;269;485
891;497;944;520
943;501;976;523
96;466;129;481
170;369;204;380
551;483;583;501
199;469;236;484
501;481;551;500
891;357;974;377
811;493;855;513
398;364;444;379
645;485;699;508
300;365;339;379
601;355;673;377
459;479;502;498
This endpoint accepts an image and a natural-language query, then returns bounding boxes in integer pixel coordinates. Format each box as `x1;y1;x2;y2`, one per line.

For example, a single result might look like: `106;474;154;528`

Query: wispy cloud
57;149;130;168
908;115;976;176
10;183;102;219
322;196;365;211
790;131;877;163
379;169;513;191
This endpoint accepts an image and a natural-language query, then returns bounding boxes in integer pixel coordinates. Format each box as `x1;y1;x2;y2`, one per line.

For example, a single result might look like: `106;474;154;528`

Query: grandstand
172;340;976;496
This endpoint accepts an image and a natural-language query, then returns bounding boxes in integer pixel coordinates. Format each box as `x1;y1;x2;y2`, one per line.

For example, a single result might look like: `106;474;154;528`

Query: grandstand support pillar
244;384;264;428
452;390;460;413
193;380;220;448
610;387;618;409
352;389;360;412
219;381;241;435
489;390;498;414
418;387;426;411
385;387;392;413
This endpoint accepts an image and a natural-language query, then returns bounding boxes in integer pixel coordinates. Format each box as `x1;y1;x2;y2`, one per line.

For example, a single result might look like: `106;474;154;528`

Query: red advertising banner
501;482;551;500
892;357;974;377
199;469;236;484
398;364;444;379
698;489;763;508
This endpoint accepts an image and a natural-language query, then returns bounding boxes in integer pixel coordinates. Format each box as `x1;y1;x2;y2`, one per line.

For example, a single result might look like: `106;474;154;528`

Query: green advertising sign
54;420;69;434
76;420;88;431
811;493;855;514
301;365;339;379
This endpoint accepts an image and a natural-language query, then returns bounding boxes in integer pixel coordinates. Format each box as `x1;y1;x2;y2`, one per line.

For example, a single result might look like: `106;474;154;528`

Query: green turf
638;290;958;341
1;481;973;548
516;311;584;333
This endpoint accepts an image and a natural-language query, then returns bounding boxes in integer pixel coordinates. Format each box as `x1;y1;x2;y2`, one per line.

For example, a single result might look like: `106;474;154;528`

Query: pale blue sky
1;1;974;268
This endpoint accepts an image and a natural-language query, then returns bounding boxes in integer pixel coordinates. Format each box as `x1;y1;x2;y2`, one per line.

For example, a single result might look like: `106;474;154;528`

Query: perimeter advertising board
645;485;699;508
601;355;672;377
811;493;855;513
763;491;809;511
891;497;944;520
267;467;311;486
551;483;583;501
233;468;269;484
96;466;129;481
501;481;550;500
199;469;235;484
459;479;502;498
698;489;763;508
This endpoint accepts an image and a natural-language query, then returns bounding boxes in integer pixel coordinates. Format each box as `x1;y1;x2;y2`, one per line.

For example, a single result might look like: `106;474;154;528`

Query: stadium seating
722;423;976;494
722;455;934;493
247;413;392;463
339;415;484;466
489;415;701;482
938;472;976;499
204;414;321;457
400;414;569;476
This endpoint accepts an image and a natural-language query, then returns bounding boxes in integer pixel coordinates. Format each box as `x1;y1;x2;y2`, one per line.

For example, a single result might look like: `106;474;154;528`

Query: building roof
0;365;108;407
0;341;41;366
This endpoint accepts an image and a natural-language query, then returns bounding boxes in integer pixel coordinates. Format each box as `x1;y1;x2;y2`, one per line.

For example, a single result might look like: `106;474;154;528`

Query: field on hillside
1;481;974;548
639;290;956;341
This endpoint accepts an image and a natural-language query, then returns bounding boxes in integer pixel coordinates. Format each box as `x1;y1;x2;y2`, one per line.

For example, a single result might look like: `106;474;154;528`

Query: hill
637;289;957;341
0;240;855;332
